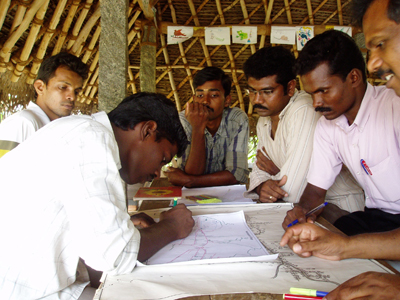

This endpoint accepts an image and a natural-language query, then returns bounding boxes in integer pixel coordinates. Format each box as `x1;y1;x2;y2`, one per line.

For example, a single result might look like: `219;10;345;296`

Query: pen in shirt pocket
360;159;372;175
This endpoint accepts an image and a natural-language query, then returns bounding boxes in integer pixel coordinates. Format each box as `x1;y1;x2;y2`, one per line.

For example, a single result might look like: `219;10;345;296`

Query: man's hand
325;272;400;300
165;167;192;187
256;176;288;203
256;147;280;175
159;204;195;240
279;223;348;260
282;205;317;229
130;212;156;229
185;102;209;131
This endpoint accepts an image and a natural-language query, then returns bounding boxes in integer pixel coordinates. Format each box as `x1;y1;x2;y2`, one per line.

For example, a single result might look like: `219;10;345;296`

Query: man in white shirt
0;92;194;300
243;46;364;217
0;52;88;157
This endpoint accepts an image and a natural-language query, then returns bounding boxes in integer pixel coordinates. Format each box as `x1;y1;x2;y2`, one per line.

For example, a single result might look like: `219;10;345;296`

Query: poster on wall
205;27;231;45
296;26;314;50
232;26;257;44
167;26;193;44
270;26;296;45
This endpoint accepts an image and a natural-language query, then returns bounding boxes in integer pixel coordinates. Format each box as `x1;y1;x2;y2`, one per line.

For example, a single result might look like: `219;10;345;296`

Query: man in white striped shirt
243;46;364;218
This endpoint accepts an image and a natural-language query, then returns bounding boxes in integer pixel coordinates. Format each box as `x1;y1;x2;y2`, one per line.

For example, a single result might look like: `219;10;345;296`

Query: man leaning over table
280;21;400;300
0;52;88;158
165;66;249;188
0;92;194;300
243;46;364;221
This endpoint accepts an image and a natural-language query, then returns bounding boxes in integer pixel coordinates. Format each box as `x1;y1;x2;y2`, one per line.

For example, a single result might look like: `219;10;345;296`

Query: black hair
193;67;231;97
351;0;400;27
35;52;88;97
108;92;188;157
243;46;296;94
294;30;367;82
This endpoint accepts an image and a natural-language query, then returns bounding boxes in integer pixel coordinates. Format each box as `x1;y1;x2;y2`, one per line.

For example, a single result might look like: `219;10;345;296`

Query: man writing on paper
0;92;194;300
165;67;249;187
282;30;400;236
0;52;88;157
280;1;400;299
243;46;364;220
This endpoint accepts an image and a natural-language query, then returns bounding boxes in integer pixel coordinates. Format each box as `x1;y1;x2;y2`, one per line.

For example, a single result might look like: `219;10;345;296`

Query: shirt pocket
368;156;400;202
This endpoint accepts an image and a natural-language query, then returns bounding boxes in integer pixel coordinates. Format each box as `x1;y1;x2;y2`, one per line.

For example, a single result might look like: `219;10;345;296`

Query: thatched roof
0;0;385;117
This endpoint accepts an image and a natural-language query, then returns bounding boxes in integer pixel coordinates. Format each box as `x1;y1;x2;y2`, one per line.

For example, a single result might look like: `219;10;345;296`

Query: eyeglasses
245;88;274;98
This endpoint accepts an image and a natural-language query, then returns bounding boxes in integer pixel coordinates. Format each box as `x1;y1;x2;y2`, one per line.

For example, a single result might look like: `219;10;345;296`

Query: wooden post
99;0;128;112
140;24;157;92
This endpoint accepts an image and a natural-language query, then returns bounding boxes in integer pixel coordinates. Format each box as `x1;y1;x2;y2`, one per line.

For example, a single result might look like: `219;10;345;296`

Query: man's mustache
253;104;267;110
203;104;214;112
376;68;393;79
315;106;332;112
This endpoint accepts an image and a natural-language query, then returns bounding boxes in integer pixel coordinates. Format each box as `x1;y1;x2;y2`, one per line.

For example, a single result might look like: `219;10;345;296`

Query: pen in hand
287;202;328;228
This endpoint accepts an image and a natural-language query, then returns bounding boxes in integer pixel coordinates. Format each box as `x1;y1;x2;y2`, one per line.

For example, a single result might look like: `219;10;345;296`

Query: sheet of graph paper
95;203;393;300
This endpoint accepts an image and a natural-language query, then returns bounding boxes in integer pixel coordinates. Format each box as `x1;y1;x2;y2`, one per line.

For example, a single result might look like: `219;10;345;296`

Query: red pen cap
283;294;323;300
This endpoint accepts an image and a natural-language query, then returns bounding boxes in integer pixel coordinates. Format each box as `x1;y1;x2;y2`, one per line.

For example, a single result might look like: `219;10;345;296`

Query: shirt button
357;172;360;175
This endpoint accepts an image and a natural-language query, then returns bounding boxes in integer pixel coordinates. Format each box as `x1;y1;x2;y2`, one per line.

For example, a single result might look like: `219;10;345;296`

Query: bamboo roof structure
0;0;385;118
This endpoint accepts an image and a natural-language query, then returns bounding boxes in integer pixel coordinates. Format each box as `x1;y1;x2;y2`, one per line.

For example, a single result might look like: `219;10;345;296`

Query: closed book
133;186;182;200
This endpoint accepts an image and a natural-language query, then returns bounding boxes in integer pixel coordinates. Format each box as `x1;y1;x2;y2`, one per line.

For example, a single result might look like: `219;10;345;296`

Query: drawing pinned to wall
334;26;352;37
205;27;231;45
232;26;257;44
296;26;314;50
167;26;193;44
270;26;296;45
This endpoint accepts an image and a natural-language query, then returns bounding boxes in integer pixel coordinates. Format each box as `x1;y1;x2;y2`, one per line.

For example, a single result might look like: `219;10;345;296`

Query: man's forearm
342;228;400;260
183;170;238;188
298;183;327;211
184;128;206;175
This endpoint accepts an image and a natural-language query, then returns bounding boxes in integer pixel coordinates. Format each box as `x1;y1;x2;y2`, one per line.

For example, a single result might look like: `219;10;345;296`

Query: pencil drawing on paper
146;211;269;265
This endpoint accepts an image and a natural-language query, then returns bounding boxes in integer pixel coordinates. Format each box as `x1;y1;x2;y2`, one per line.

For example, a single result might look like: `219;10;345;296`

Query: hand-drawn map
146;211;271;265
96;204;393;300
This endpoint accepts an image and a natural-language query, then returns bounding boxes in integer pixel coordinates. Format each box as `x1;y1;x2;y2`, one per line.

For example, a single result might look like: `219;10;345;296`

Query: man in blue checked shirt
166;67;249;188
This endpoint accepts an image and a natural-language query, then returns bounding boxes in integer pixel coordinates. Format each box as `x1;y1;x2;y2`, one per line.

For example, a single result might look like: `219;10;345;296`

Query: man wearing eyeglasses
243;46;364;220
165;66;249;188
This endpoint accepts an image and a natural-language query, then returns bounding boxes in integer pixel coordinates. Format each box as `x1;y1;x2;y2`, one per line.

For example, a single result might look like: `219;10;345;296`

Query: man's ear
286;79;296;97
348;68;363;87
224;94;232;107
33;80;45;96
141;120;158;141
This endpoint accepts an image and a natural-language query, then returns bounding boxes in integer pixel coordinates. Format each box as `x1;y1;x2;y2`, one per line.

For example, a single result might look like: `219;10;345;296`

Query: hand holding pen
283;202;328;229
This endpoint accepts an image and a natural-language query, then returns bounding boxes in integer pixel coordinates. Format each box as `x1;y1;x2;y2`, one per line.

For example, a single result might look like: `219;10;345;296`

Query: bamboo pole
337;0;343;25
53;0;81;55
9;0;30;34
306;0;314;25
82;25;101;63
67;0;94;50
322;0;351;25
71;5;101;55
159;34;181;111
27;0;68;84
0;0;47;73
12;0;50;82
127;67;137;94
168;0;194;93
300;0;329;24
0;0;11;32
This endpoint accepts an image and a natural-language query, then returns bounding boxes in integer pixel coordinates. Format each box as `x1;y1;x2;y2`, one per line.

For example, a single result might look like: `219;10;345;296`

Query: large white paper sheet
145;211;274;265
96;204;393;300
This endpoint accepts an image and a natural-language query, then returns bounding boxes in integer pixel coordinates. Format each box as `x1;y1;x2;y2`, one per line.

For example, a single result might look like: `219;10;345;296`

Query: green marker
290;288;328;297
173;198;178;207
